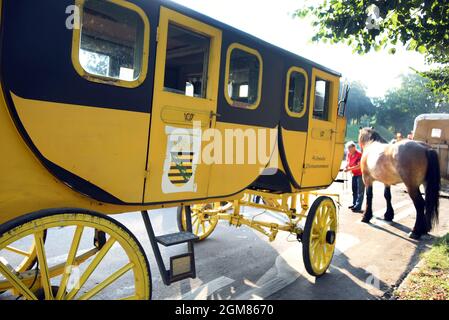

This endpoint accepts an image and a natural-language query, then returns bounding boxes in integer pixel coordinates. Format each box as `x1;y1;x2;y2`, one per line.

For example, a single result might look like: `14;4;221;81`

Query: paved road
1;179;448;300
114;180;449;300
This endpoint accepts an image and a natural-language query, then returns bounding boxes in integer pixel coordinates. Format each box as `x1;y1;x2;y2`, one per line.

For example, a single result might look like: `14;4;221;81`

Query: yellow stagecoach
0;0;348;300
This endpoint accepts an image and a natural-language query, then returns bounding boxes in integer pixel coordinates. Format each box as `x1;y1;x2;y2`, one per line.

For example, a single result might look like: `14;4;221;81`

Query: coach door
144;8;222;203
301;69;339;188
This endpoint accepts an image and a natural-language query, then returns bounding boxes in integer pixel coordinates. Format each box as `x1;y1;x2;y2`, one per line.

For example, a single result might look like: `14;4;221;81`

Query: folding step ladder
141;207;199;285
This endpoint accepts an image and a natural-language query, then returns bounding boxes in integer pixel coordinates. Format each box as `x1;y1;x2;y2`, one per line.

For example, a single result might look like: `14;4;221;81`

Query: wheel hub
325;230;336;245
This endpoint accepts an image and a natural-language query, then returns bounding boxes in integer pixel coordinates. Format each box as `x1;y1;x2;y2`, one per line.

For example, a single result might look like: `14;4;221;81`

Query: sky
173;0;429;98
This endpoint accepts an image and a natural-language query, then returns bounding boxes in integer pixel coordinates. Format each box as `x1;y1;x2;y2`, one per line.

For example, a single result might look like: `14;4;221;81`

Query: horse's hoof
384;209;394;221
421;234;432;240
361;216;372;224
409;232;422;240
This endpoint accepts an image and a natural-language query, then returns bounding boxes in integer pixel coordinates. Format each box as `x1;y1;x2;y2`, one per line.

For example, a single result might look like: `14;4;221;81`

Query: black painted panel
1;0;158;113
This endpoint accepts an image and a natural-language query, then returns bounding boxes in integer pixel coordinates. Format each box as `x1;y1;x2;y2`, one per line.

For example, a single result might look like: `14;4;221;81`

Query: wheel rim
309;199;337;275
182;204;219;241
0;213;150;300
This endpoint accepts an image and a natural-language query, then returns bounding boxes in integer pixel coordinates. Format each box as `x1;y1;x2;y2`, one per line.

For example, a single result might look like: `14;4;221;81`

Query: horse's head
358;127;387;149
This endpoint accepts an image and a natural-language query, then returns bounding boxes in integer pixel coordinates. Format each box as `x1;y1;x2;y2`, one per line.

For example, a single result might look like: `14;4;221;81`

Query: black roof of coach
160;0;342;77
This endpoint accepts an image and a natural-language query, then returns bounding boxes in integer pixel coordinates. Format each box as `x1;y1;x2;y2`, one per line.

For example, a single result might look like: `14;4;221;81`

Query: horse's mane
370;131;388;143
359;127;388;145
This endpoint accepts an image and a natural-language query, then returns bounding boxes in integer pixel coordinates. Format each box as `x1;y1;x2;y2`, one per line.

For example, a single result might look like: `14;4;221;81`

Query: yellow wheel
1;230;47;275
0;210;151;300
177;204;220;241
302;196;338;277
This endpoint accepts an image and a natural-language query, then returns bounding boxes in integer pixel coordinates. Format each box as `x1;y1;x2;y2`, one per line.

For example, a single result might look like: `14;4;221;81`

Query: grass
395;234;449;300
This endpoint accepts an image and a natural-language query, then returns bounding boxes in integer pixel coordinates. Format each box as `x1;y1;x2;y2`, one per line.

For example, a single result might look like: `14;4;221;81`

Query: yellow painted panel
0;88;243;224
280;128;307;186
11;92;149;203
301;68;340;188
161;106;210;127
144;7;222;203
332;116;347;179
207;122;279;197
311;127;332;140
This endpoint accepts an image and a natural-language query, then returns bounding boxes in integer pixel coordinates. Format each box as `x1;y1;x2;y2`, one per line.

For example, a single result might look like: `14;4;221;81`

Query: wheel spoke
324;244;333;261
325;217;334;231
201;221;206;235
312;244;322;268
0;258;37;300
311;239;320;255
78;262;134;300
318;246;325;269
65;237;116;300
34;231;52;300
57;225;84;300
320;206;329;228
4;246;32;257
195;220;200;235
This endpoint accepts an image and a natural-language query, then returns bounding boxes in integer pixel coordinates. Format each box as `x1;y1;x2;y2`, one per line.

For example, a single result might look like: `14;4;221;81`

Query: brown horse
358;128;440;240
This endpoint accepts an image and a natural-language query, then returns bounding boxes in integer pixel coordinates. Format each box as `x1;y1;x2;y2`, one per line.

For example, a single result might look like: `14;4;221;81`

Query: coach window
74;0;149;88
163;24;210;98
313;78;331;121
285;68;308;118
225;44;262;109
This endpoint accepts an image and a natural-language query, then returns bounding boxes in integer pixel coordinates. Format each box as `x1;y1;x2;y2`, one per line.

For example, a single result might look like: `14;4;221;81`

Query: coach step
156;231;198;247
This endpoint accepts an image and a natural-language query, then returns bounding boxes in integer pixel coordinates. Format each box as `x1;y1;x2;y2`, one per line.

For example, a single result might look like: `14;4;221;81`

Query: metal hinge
144;169;150;178
156;27;160;42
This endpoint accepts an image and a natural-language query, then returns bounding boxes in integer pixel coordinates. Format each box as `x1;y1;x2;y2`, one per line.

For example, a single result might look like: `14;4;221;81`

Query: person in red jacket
344;141;365;212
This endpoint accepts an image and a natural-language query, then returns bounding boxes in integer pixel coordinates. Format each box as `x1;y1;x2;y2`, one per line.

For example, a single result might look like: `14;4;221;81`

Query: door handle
209;111;221;119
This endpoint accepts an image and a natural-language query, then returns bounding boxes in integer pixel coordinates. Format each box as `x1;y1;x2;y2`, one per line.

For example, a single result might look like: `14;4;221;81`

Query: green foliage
295;0;449;101
345;123;361;142
344;75;447;139
345;123;394;144
420;66;449;102
345;81;375;122
373;73;447;134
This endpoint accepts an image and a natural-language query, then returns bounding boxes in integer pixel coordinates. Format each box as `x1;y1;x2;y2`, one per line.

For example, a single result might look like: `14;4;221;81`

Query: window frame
71;0;150;88
312;77;332;122
162;22;211;99
224;43;263;110
285;66;308;118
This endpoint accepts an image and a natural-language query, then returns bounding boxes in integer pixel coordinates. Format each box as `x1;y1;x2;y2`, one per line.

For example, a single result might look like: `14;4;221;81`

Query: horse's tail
424;148;440;232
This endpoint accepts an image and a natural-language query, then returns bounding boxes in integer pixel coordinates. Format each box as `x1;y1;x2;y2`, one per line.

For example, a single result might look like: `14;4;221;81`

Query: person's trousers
352;175;365;210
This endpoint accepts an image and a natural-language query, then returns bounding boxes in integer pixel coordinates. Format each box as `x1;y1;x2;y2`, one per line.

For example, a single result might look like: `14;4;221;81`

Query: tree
295;0;449;101
374;73;446;134
345;81;375;123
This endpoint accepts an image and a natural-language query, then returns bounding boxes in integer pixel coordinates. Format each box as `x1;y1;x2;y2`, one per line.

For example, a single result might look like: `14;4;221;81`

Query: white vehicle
413;113;449;181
